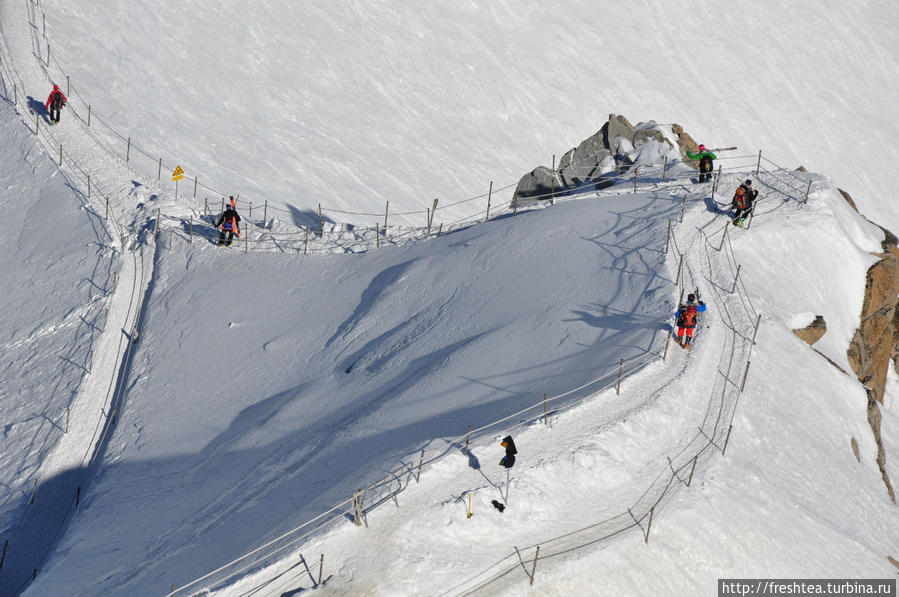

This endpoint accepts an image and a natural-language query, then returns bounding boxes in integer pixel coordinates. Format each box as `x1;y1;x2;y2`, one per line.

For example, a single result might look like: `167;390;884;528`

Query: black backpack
51;93;65;109
699;154;713;171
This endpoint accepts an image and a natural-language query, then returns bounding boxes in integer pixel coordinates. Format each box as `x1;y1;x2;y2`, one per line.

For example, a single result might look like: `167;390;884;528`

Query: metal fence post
722;424;734;455
661;156;667;181
679;195;687;223
126;137;131;162
718;223;728;251
529;546;540;586
675;254;684;286
352;490;364;526
87;104;91;127
804;180;812;203
486;180;493;220
755;150;761;175
751;313;761;345
633;167;638;193
644;506;654;543
665;220;671;254
193;176;198;198
730;264;741;293
616;358;624;395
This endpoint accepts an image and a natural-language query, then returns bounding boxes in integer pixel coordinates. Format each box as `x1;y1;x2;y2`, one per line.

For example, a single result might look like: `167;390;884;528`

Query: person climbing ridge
686;144;717;183
732;179;758;227
45;84;67;124
214;196;241;246
675;292;706;349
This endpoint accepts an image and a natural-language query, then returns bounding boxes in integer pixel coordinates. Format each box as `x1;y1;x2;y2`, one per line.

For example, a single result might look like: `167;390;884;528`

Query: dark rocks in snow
511;114;691;209
792;315;827;346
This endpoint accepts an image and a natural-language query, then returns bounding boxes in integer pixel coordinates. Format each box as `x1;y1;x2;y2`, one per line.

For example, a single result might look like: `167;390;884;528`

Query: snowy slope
38;0;899;234
0;1;896;596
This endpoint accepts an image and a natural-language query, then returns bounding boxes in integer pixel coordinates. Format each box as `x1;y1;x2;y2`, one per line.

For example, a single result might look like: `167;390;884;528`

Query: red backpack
679;304;698;327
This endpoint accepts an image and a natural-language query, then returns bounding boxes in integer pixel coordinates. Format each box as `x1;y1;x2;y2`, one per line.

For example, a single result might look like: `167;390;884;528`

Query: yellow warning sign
172;166;184;181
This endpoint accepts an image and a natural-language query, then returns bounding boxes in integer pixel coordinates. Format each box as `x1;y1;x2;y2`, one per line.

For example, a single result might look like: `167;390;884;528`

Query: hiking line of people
688;141;761;228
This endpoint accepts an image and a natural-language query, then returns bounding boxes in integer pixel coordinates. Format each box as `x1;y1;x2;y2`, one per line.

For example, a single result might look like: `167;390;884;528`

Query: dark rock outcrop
793;315;827;346
511;113;681;208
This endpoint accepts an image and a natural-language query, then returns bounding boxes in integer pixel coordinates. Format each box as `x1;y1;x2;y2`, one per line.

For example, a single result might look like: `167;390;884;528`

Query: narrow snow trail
0;1;157;593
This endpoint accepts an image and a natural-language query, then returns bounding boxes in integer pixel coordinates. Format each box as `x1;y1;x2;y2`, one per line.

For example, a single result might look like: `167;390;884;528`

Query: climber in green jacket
686;144;717;183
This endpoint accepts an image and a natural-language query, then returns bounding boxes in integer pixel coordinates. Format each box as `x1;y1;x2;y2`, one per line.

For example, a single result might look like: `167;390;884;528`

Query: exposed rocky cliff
844;188;899;502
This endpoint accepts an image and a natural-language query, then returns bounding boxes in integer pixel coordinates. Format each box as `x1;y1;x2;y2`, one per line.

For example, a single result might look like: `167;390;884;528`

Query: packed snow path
0;0;157;593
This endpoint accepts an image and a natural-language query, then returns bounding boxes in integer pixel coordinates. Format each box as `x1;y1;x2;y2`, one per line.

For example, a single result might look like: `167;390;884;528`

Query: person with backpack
675;293;706;349
686;144;717;183
45;84;67;124
732;179;759;227
214;196;241;246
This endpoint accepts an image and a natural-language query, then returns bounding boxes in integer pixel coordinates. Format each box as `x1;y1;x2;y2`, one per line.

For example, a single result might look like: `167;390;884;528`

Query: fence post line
221;197;225;212
740;360;752;392
384;200;389;230
680;195;687;223
415;448;425;482
662;330;672;362
193;176;198;198
318;203;323;232
375;223;380;249
244;229;248;253
804;180;812;203
87;104;91;126
616;358;624;395
318;554;324;586
303;227;309;255
712;164;722;199
189;216;192;243
751;313;761;345
175;178;179;201
661;156;668;181
58;143;62;166
486;180;493;220
154;209;160;239
755;150;762;175
46;43;50;66
664;220;671;254
718;223;728;251
157;157;162;180
248;201;252;219
126;137;131;163
204;197;208;216
675;253;684;286
529;546;540;586
730;264;741;293
644;506;654;543
686;454;698;487
543;393;548;425
633;166;638;193
722;424;734;455
263;200;268;225
465;424;471;454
